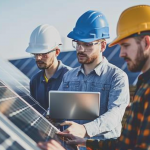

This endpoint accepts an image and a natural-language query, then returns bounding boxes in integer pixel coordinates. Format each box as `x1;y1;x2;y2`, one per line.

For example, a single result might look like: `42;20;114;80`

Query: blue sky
0;0;150;59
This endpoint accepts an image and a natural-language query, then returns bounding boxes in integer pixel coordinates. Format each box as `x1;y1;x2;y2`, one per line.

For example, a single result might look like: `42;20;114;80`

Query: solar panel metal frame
0;112;40;150
0;71;77;150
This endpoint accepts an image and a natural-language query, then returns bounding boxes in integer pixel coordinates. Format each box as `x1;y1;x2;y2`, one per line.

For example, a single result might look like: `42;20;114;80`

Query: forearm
84;106;126;137
84;72;130;137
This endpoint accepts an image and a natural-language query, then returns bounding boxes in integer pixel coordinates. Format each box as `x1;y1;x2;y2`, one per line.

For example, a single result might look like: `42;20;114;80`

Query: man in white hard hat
26;24;71;110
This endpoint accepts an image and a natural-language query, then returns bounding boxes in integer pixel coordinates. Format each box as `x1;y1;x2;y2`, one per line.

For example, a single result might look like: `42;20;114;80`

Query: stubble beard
77;52;98;64
125;45;149;72
36;58;54;70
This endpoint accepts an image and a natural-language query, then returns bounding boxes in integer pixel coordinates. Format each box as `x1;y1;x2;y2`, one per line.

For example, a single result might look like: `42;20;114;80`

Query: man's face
34;50;56;69
119;38;148;72
75;41;101;64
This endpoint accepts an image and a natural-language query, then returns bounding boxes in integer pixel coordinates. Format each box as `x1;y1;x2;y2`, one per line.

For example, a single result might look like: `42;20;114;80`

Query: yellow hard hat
109;5;150;47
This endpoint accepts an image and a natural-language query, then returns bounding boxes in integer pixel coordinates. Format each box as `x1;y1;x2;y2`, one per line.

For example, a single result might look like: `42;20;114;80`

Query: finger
50;140;65;150
60;121;73;126
62;129;70;133
38;142;52;150
66;139;78;145
57;132;73;139
38;141;59;150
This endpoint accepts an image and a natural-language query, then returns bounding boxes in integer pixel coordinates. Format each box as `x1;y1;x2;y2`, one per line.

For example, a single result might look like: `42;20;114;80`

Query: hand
57;132;86;147
38;140;66;150
60;121;87;138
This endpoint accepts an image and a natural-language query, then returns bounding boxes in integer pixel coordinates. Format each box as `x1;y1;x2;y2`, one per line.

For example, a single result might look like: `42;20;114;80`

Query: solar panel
0;80;77;150
9;49;140;85
0;58;77;149
0;59;46;115
0;113;40;150
0;59;29;89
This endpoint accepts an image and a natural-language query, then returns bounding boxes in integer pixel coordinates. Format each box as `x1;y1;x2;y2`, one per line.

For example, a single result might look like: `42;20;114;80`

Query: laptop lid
48;91;100;120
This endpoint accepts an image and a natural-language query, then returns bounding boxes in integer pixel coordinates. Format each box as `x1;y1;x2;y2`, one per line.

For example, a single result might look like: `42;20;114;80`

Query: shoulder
61;62;72;72
104;62;127;78
62;67;80;78
65;67;80;74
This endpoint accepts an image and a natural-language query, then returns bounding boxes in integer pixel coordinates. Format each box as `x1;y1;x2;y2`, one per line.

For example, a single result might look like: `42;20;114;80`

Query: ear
100;41;107;52
143;35;150;51
55;49;60;56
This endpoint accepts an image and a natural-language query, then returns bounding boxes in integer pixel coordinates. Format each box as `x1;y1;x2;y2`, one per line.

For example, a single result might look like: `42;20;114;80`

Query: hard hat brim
108;36;122;47
67;31;108;43
109;28;150;47
26;46;52;54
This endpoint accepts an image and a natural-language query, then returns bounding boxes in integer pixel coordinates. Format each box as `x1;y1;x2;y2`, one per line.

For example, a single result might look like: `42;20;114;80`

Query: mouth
36;61;45;65
124;58;131;63
78;54;87;58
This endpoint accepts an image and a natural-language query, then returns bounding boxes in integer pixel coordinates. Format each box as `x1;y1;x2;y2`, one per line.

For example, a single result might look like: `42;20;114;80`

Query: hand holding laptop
60;121;87;138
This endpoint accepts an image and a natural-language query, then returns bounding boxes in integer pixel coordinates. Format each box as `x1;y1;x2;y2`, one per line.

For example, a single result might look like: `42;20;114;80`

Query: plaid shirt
86;69;150;150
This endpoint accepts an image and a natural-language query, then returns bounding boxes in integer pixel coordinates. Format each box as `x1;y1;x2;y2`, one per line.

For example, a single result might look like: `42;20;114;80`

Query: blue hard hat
67;10;110;42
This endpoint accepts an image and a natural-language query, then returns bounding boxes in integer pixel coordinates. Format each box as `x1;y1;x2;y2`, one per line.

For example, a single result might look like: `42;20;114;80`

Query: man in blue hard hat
39;5;150;150
38;10;129;150
57;10;129;140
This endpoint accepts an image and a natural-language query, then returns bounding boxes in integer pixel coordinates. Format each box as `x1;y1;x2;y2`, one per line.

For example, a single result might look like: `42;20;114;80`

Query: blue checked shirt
59;57;130;139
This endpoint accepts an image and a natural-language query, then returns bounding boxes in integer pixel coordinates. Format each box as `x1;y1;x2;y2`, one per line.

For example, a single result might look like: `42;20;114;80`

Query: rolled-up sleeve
84;71;130;137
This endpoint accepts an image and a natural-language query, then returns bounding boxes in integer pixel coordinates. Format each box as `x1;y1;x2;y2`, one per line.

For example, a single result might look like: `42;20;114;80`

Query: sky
0;0;150;59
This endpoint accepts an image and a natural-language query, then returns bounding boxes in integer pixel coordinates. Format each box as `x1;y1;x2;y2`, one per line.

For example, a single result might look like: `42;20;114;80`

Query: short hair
132;31;150;44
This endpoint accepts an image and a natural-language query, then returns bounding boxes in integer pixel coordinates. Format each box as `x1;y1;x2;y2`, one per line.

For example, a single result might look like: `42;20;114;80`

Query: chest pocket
90;83;111;92
90;83;111;115
63;81;80;91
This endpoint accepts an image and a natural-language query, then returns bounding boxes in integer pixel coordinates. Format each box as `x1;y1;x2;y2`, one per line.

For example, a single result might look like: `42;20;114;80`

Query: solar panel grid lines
0;113;40;150
0;60;46;114
0;81;65;148
0;83;78;150
9;48;140;85
0;58;78;150
0;59;30;87
19;57;33;71
27;63;39;77
106;45;120;61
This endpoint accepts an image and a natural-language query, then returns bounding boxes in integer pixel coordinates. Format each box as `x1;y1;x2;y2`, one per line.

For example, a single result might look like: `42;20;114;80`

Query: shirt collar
51;60;64;79
40;60;64;82
76;57;108;76
138;68;150;83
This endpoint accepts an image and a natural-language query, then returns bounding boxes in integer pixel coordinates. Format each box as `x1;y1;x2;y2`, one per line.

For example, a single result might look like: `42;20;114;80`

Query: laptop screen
48;91;100;120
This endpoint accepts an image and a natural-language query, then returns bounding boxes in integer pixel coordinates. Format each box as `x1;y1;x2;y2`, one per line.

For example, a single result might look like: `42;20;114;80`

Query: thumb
60;121;73;126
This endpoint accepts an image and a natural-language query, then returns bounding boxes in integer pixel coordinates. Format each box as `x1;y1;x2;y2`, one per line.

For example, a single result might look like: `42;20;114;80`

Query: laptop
48;91;100;120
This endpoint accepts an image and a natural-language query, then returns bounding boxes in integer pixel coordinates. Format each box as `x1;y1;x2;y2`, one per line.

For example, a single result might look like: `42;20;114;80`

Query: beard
77;52;98;64
124;45;149;72
36;58;54;69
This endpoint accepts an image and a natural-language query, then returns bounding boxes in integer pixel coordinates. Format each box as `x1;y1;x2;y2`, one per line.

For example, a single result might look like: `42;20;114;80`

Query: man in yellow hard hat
38;5;150;150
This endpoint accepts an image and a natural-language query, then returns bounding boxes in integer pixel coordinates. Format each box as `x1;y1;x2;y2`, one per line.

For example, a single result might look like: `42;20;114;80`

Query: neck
45;60;59;80
142;56;150;73
83;55;103;75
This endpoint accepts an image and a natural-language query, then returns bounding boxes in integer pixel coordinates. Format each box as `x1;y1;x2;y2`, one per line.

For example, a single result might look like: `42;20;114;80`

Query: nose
77;45;84;52
119;47;126;58
35;55;42;60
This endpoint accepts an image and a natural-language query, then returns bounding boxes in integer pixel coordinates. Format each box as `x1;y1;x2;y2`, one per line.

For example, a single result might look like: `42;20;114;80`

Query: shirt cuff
83;121;99;137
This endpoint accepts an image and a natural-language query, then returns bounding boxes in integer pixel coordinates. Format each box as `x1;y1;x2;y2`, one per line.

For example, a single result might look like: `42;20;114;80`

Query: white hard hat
26;24;62;54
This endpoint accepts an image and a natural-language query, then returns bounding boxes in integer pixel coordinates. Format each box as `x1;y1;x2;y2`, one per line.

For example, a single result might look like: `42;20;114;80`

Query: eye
84;43;93;47
123;44;129;48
